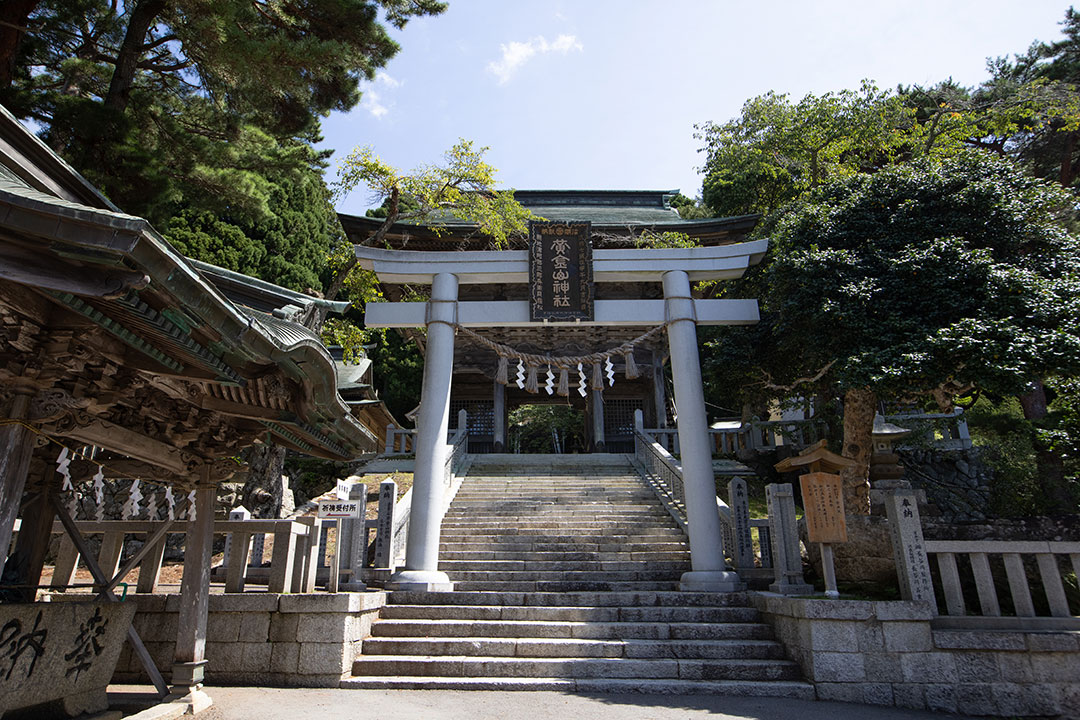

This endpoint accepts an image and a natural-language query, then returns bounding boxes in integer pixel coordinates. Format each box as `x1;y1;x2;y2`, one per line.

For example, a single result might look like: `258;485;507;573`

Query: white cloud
374;71;401;88
361;90;388;118
487;34;583;85
359;73;400;118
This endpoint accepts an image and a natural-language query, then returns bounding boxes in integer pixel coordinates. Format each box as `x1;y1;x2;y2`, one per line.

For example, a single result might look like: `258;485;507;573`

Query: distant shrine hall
340;190;764;454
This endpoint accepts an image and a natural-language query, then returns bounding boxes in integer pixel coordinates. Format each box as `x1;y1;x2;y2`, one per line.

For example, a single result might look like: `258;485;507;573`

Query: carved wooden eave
0;106;376;483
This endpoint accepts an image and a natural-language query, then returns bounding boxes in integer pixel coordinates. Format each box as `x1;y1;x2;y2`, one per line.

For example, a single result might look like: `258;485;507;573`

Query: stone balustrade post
765;482;813;595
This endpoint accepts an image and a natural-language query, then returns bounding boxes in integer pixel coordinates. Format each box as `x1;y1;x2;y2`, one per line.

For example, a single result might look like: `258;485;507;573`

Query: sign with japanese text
799;472;848;544
317;499;362;519
529;221;593;321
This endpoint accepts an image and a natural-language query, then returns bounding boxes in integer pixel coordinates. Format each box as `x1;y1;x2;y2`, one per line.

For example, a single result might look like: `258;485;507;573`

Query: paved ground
125;687;980;720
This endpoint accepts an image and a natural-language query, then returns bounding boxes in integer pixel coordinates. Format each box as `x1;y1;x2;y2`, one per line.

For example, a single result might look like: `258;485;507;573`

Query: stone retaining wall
112;592;386;688
752;592;1080;718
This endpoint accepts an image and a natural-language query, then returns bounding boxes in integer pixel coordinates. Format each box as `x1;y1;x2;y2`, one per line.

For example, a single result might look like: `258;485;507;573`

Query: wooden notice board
800;471;848;543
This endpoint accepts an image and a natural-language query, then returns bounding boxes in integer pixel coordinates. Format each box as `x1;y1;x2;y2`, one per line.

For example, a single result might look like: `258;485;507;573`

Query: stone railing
644;417;825;456
384;424;415;455
925;539;1080;627
885;407;972;450
885;489;1079;630
744;417;828;452
631;410;812;592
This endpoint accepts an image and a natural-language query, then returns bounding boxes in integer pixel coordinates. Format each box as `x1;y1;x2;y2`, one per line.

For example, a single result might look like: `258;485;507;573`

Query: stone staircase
345;454;812;696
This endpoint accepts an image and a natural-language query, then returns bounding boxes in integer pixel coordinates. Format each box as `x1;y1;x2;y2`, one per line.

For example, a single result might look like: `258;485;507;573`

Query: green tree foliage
696;82;915;217
707;152;1080;511
327;140;537;420
2;0;443;224
509;405;585;454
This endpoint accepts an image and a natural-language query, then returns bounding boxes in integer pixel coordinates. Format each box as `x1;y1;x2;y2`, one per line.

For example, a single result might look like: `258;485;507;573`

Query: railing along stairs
630;409;805;589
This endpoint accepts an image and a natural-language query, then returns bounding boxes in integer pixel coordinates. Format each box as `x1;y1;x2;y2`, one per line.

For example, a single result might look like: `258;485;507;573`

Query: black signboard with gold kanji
529;221;594;321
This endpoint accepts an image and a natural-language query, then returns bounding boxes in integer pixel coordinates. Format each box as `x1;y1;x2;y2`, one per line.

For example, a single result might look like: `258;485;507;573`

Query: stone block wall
113;592;386;687
752;592;1080;717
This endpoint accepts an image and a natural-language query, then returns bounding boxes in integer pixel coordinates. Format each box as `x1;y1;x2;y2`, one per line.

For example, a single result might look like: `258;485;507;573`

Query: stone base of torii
355;241;768;592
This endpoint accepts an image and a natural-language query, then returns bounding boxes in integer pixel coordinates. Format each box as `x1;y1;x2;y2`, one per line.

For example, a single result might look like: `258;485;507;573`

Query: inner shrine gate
355;235;768;594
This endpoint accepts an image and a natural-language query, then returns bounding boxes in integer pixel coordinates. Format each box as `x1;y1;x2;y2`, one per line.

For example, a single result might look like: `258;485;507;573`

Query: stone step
440;561;686;574
439;528;686;538
379;604;761;623
441;551;690;562
371;618;772;640
445;570;684;583
439;560;690;573
386;591;750;607
338;676;816;698
439;543;689;555
451;580;681;592
351;656;803;681
361;637;787;660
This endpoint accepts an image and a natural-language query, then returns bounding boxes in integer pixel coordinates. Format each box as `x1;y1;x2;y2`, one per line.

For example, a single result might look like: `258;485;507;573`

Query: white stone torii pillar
663;270;742;592
386;272;457;592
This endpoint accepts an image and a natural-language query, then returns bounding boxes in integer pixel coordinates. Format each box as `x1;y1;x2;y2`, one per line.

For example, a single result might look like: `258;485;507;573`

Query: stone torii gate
356;240;767;592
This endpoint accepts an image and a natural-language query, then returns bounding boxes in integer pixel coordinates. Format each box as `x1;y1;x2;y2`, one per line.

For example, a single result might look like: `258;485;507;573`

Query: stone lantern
869;414;912;506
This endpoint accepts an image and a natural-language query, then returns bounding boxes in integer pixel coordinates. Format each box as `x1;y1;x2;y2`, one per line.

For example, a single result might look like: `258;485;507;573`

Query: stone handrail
47;518;320;595
885;407;972;450
924;539;1080;624
384;423;415;455
632;410;737;561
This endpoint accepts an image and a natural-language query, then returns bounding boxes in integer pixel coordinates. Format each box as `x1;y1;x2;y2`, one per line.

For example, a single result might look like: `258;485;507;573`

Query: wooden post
591;388;606;453
493;379;506;453
173;470;216;697
0;391;36;579
6;462;54;601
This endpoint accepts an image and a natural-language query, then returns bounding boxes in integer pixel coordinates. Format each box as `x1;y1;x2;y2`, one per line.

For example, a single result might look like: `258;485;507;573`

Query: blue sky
322;1;1075;215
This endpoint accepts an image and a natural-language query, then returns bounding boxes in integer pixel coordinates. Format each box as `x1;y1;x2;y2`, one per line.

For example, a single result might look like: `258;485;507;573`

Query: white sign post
318;499;363;592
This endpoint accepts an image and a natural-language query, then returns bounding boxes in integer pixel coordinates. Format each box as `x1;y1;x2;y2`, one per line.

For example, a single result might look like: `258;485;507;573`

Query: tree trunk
840;386;876;515
104;0;166;113
240;444;286;519
1019;380;1075;512
0;0;39;89
1019;380;1048;420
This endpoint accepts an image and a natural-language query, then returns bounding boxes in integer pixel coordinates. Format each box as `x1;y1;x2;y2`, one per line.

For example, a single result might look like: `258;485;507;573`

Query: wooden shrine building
339;191;762;453
0;104;377;709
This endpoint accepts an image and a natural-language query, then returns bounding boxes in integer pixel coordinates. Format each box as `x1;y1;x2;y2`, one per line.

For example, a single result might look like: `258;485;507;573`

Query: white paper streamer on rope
515;359;526;389
545;367;555;395
577;363;587;398
145;492;158;522
56;448;77;516
122;479;142;519
164;487;175;520
605;357;615;386
90;467;105;521
187;490;197;522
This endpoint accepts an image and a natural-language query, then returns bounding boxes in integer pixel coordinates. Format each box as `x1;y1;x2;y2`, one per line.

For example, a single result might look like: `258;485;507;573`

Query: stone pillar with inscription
373;478;397;570
387;272;457;592
728;477;755;571
663;269;741;592
884;488;936;603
